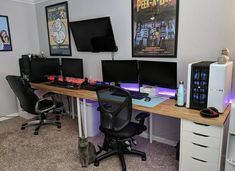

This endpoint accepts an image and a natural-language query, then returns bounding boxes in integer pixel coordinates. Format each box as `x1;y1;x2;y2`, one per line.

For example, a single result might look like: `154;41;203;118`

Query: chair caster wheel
141;156;146;161
21;127;26;130
34;131;38;135
94;161;99;167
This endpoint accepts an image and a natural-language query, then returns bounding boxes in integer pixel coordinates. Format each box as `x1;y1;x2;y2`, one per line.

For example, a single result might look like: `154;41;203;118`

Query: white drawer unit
180;119;229;171
182;119;222;138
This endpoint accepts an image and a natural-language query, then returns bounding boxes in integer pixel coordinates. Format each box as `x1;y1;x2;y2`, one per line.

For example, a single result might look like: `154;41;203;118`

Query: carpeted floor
0;116;179;171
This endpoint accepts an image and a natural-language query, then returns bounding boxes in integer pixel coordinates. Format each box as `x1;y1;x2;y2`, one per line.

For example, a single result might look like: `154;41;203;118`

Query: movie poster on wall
132;0;179;57
45;1;71;56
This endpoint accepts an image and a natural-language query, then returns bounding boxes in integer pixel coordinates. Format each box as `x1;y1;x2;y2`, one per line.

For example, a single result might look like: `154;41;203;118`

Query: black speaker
19;55;31;80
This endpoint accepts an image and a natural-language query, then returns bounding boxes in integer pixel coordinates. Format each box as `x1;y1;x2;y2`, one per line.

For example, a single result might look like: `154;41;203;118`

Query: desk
31;82;230;171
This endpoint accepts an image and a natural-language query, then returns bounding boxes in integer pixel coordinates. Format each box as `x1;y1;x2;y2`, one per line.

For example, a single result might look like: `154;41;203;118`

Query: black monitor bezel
101;60;139;83
61;58;84;78
30;58;60;83
138;61;177;89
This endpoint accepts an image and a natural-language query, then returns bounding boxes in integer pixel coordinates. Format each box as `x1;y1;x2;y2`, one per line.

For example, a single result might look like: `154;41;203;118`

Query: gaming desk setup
25;57;177;101
18;56;232;171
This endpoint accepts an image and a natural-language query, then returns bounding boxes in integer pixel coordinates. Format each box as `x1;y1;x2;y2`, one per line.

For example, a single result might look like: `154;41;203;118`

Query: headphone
200;107;219;118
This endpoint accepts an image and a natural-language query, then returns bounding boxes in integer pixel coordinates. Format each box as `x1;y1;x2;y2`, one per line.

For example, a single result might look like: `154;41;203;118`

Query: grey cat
78;137;97;167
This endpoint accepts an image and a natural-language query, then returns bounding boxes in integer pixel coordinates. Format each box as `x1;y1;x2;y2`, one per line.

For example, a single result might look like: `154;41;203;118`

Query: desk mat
99;91;169;108
132;95;169;107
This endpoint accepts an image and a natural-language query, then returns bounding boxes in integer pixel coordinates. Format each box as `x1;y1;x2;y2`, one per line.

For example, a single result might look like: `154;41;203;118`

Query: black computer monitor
61;58;83;78
30;58;60;83
102;60;138;83
139;61;177;89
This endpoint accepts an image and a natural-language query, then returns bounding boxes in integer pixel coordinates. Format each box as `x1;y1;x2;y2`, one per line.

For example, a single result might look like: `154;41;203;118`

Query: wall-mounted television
70;17;118;52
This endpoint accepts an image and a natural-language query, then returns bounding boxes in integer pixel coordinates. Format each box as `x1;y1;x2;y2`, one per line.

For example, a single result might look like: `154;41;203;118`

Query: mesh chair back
6;75;38;114
96;85;132;131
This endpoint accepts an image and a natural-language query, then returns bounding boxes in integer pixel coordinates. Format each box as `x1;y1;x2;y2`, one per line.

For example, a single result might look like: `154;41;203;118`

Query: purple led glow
158;87;176;96
120;83;176;96
120;83;139;91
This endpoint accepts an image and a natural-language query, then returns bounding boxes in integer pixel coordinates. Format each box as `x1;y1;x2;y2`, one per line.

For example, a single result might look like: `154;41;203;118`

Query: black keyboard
46;81;79;90
80;84;100;91
112;90;148;100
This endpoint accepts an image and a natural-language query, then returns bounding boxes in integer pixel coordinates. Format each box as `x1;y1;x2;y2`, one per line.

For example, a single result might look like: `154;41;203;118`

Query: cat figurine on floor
78;137;96;167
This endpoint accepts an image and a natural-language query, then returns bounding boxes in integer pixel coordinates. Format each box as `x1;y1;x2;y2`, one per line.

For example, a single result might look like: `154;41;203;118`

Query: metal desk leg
83;99;88;138
71;97;75;119
149;113;153;143
76;97;82;137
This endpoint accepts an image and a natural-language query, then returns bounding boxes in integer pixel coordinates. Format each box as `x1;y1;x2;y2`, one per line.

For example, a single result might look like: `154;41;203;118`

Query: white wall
0;0;40;116
34;0;235;143
35;0;235;89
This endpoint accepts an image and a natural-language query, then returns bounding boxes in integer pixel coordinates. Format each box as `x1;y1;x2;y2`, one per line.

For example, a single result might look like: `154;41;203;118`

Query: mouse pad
132;95;169;107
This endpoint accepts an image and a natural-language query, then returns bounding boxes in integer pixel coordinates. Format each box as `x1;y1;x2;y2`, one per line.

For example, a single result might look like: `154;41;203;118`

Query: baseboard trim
140;132;177;147
0;113;19;121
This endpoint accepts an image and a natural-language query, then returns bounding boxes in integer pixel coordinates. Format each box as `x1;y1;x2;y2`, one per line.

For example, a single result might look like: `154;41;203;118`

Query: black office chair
94;85;150;171
6;75;64;135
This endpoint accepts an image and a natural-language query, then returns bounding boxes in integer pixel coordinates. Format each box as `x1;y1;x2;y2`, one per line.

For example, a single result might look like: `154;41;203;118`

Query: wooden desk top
31;83;230;127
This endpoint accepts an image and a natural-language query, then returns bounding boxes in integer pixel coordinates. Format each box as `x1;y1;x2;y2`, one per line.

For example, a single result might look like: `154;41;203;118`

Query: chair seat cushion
100;122;147;139
38;100;54;111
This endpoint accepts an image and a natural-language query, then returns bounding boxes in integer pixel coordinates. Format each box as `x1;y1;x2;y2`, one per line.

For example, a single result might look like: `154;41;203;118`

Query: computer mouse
144;97;151;102
200;107;219;117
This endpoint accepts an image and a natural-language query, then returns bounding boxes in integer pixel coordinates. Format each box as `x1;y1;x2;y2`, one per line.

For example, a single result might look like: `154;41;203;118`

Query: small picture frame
0;15;12;51
45;1;72;56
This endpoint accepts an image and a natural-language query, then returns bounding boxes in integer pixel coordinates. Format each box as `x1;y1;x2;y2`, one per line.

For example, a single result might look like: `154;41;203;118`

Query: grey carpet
0;116;178;171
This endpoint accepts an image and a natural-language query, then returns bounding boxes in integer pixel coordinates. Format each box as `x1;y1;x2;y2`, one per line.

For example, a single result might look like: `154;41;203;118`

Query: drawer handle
193;122;210;126
193;132;209;137
192;157;207;163
192;142;208;148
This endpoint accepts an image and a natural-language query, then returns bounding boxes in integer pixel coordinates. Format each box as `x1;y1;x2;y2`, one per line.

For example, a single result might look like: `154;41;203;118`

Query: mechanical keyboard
46;81;79;90
80;84;100;91
112;90;148;100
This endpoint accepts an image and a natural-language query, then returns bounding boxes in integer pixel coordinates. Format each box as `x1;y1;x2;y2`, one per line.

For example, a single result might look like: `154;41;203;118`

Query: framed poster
45;1;72;56
0;15;12;51
132;0;179;57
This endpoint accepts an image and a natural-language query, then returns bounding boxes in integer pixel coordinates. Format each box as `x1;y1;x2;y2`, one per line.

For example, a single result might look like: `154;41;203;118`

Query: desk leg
71;97;75;119
83;99;88;138
149;113;153;143
76;97;82;137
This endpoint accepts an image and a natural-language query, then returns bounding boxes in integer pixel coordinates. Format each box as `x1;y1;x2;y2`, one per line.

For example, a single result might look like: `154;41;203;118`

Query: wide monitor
139;61;177;89
30;58;60;83
70;17;117;52
102;60;138;83
61;58;83;78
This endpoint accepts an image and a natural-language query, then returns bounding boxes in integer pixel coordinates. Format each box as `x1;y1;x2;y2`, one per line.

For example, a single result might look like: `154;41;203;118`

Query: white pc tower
186;61;233;113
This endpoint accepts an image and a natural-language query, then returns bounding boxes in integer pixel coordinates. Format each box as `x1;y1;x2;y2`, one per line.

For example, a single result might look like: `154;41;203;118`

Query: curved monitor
70;17;117;52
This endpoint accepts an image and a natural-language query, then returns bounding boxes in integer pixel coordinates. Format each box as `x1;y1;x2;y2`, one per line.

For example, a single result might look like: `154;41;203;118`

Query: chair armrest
135;112;150;133
135;112;150;121
35;98;55;114
42;92;55;98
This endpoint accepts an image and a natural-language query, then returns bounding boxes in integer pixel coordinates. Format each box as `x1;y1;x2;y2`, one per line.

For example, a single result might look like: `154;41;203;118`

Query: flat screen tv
70;17;118;52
